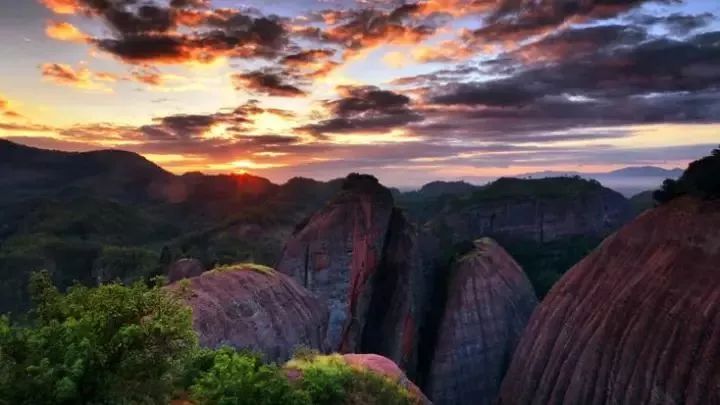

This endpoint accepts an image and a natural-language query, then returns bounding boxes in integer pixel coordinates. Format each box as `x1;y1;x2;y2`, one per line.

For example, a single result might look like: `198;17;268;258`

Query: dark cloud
472;0;662;43
301;85;424;135
43;0;291;64
299;4;439;58
232;70;306;97
631;12;715;35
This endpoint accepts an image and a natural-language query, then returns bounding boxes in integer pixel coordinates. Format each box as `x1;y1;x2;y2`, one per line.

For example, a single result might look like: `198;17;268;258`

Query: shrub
190;348;309;405
0;271;197;404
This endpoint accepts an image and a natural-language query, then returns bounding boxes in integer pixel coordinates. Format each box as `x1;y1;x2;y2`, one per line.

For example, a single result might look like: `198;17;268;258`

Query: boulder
427;238;537;405
343;354;432;405
499;197;720;404
167;258;205;283
168;264;328;362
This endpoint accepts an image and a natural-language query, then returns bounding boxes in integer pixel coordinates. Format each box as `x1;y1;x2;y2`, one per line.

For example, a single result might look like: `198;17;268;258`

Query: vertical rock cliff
276;174;395;353
427;238;538;405
167;264;328;362
499;197;720;405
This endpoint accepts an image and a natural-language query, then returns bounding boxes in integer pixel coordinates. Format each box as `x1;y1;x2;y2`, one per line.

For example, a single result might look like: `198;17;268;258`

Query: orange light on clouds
41;0;80;14
327;129;423;145
46;21;87;42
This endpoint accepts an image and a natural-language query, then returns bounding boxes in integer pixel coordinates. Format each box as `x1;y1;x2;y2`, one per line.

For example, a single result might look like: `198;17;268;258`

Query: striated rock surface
499;197;720;405
427;238;537;405
427;177;632;244
276;174;395;352
168;264;328;362
361;209;426;376
167;258;206;283
343;354;432;405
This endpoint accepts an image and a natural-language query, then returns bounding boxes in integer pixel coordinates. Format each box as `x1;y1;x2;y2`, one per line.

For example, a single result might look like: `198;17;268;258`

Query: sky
0;0;718;187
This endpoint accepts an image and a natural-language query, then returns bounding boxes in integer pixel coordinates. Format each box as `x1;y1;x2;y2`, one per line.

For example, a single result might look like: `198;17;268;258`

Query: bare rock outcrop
167;258;205;283
276;174;396;352
427;238;537;405
168;264;328;362
499;197;720;405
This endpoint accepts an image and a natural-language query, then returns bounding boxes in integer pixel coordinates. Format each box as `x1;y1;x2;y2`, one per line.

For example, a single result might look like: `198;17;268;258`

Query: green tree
0;271;197;404
190;348;309;405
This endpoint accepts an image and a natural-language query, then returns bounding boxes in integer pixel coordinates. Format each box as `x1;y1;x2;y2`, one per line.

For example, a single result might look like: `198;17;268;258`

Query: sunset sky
0;0;718;186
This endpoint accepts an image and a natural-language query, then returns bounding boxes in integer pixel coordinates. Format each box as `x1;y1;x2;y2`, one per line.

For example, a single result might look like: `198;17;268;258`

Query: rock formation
276;174;396;353
499;197;720;404
167;258;206;283
361;209;426;377
427;238;537;405
343;354;432;405
426;177;632;244
167;264;328;362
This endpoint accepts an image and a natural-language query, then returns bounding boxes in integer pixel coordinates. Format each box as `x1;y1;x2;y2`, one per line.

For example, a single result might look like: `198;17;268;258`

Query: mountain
499;195;720;404
519;166;684;196
0;139;344;314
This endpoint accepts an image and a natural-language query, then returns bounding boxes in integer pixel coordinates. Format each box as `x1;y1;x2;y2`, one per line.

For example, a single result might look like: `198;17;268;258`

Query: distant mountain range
517;167;684;196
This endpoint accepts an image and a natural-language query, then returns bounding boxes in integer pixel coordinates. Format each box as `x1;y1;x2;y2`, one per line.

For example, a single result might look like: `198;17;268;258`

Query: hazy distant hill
519;166;684;196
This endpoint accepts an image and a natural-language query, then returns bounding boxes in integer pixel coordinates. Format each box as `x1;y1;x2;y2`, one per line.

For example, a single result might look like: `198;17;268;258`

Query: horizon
1;0;719;185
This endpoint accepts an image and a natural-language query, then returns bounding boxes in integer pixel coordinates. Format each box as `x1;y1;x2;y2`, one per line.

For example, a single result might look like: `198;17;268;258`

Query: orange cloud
41;0;81;14
416;0;494;17
46;21;87;42
40;63;116;92
0;95;22;119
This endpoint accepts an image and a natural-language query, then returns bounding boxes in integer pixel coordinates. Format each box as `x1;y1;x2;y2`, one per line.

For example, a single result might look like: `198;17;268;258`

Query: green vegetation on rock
0;273;417;405
654;146;720;203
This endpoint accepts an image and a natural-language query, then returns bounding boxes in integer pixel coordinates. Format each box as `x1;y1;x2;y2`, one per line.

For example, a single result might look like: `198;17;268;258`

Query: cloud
40;63;119;92
472;0;660;43
301;85;424;135
387;27;720;143
300;4;440;59
231;70;306;97
631;12;715;35
0;95;22;119
45;21;87;42
42;0;291;65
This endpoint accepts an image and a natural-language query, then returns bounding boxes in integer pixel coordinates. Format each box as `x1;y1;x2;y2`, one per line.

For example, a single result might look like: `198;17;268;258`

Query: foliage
654;146;720;203
190;348;308;405
210;263;276;277
502;236;602;298
95;245;158;284
286;353;414;405
0;272;197;404
451;176;604;209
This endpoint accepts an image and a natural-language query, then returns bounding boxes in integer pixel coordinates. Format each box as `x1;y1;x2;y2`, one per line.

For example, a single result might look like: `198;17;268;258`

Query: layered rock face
168;265;328;362
499;197;720;405
276;174;396;353
362;210;426;376
427;239;537;405
428;179;632;244
167;258;205;283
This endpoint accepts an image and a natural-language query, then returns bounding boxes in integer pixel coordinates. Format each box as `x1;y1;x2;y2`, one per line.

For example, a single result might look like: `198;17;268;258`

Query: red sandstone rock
343;354;432;404
167;258;205;283
499;197;720;405
168;264;328;362
276;175;395;353
361;209;426;376
427;238;537;405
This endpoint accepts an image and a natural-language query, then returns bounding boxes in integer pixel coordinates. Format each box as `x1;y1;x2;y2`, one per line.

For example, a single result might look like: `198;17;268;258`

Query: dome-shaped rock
168;264;328;362
499;197;720;405
427;238;537;405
